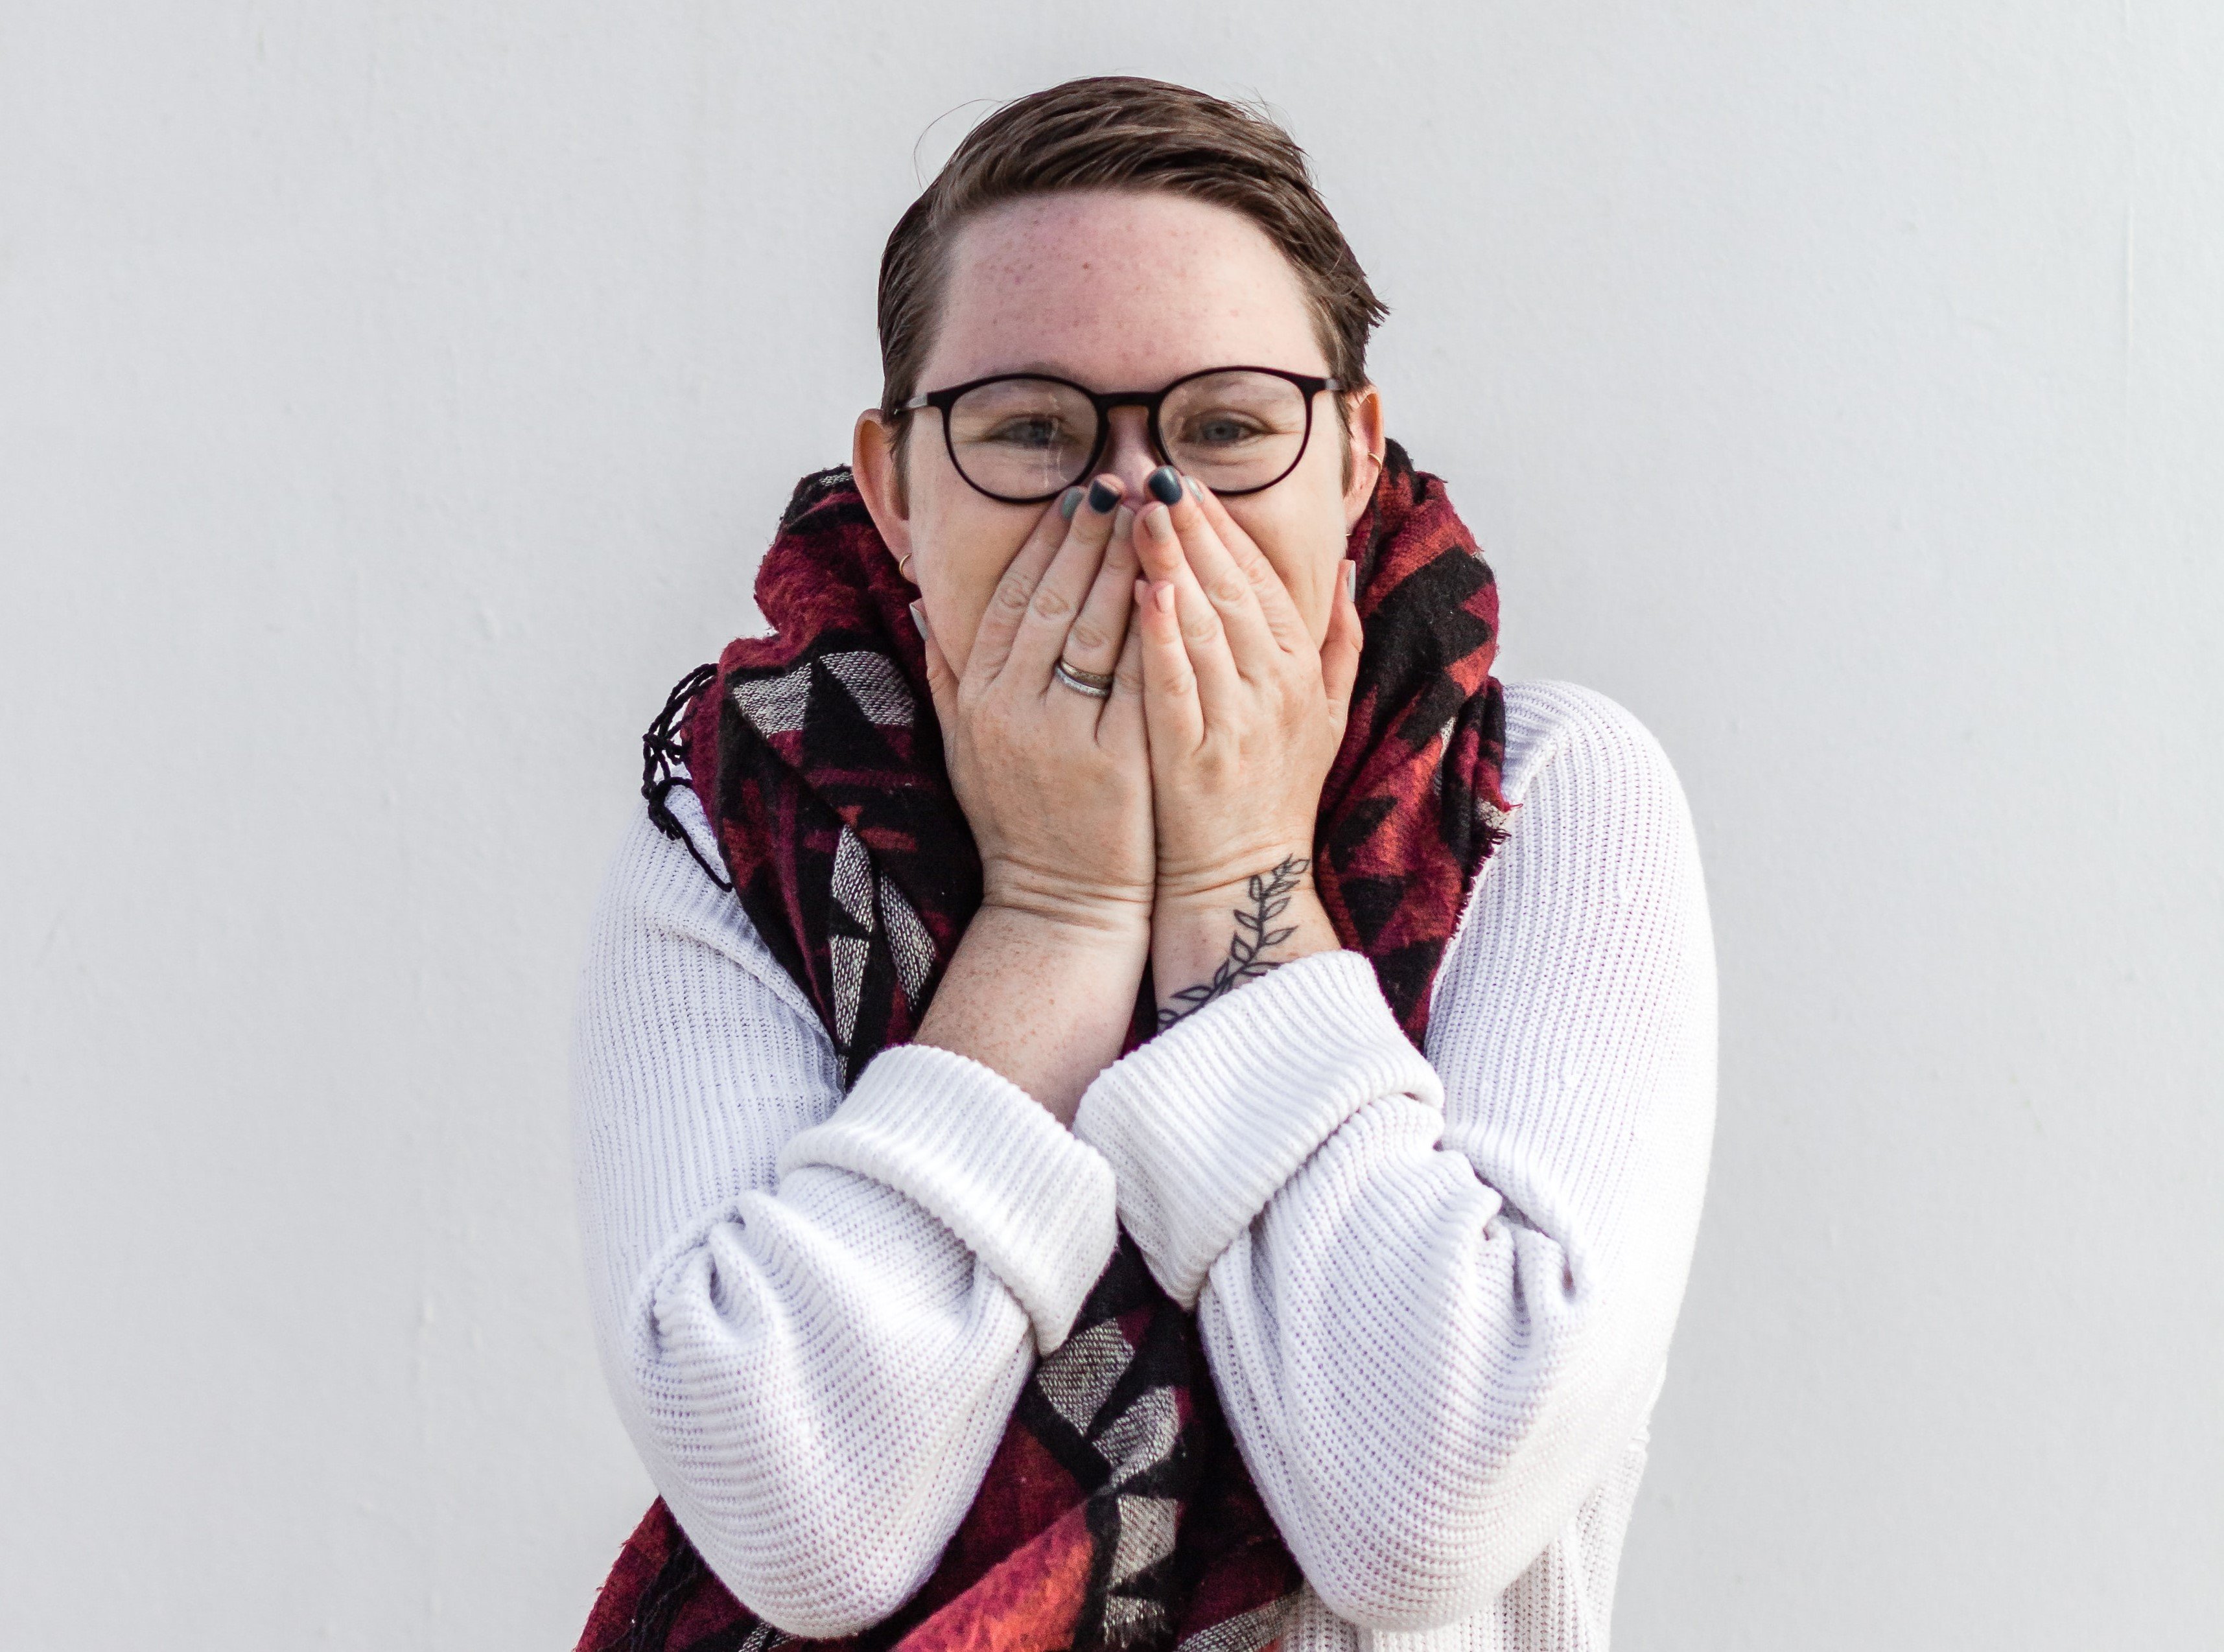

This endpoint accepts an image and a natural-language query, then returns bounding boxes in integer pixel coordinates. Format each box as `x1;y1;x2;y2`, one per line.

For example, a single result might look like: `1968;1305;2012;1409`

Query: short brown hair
877;77;1387;445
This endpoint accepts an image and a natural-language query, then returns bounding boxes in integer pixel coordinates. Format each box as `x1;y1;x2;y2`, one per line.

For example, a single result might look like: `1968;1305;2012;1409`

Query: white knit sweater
572;679;1716;1651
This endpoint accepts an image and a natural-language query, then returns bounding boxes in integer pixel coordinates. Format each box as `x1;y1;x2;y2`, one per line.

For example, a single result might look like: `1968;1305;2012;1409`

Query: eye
979;415;1073;450
1179;410;1271;448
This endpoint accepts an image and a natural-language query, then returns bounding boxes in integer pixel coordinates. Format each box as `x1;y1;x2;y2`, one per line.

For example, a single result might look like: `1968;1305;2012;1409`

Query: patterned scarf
579;443;1509;1652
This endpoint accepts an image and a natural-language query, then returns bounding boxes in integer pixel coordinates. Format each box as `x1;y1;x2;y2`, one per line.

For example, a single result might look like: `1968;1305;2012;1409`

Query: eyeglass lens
943;372;1313;500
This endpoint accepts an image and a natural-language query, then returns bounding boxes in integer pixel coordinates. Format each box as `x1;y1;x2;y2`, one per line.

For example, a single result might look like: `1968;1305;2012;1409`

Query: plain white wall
4;3;2218;1646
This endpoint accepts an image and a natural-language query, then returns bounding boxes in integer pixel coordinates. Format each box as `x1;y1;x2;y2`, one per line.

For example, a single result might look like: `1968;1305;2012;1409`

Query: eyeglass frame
900;365;1342;505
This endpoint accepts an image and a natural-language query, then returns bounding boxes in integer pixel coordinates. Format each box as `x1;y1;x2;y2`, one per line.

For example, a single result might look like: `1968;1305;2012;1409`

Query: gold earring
896;550;917;582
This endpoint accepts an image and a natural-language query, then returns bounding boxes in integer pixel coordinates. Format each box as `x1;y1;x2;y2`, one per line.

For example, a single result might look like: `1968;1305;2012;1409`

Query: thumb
911;600;959;730
1320;560;1363;732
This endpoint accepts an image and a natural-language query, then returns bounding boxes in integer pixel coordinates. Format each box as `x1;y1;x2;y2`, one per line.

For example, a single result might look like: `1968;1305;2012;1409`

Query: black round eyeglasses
902;366;1340;504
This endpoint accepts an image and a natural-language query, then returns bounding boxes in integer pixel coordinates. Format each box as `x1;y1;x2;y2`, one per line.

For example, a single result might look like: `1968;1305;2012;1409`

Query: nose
1094;407;1164;502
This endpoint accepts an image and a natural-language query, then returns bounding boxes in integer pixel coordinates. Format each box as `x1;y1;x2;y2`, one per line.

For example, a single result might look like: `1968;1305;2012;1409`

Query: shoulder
1498;679;1689;819
586;780;823;1031
1491;679;1702;890
1429;681;1710;1018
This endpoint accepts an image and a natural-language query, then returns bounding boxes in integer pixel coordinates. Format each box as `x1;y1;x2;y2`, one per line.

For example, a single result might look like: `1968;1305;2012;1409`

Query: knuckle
1067;617;1111;654
1029;585;1075;622
1209;574;1249;607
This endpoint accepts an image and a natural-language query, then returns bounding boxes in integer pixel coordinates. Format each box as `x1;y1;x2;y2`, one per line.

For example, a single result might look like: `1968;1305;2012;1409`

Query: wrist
1153;846;1318;914
1149;856;1339;1029
977;883;1153;951
923;899;1148;1126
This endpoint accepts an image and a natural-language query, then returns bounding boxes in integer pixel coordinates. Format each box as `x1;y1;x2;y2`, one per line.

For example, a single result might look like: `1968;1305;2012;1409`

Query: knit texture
585;451;1513;1652
782;1043;1117;1354
573;679;1715;1650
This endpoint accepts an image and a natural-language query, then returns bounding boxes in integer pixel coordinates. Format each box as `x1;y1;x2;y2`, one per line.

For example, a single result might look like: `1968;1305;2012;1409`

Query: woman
574;78;1715;1652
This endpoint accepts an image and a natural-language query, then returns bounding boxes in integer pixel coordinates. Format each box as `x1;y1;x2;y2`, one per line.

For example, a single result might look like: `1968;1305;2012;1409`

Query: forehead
922;189;1325;390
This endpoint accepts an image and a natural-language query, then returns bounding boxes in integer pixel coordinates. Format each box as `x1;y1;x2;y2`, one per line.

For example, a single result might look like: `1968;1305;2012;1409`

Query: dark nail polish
1087;477;1122;514
1147;466;1183;506
1059;487;1083;521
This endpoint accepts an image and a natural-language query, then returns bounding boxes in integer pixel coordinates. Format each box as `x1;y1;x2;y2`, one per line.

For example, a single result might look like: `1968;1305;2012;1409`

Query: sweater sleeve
572;789;1118;1638
1070;681;1716;1631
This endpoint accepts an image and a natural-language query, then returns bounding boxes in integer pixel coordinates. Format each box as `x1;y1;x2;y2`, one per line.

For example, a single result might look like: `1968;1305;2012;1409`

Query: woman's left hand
1129;468;1363;1019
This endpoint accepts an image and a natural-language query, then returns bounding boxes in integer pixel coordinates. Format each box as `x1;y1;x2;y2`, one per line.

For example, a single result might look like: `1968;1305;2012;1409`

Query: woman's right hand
915;477;1152;944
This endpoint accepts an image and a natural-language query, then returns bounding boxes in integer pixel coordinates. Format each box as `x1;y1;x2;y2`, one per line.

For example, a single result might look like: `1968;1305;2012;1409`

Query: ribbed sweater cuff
779;1044;1118;1353
1071;950;1444;1309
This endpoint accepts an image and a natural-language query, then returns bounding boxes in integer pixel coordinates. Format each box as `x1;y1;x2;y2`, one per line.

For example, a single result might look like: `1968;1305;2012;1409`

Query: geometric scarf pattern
580;443;1508;1652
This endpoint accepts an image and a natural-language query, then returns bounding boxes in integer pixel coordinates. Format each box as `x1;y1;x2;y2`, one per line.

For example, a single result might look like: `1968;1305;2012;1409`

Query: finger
966;491;1084;681
1186;476;1311;652
911;599;960;734
1149;471;1284;677
1320;559;1364;739
1008;478;1128;682
1061;494;1142;682
1134;576;1205;757
1098;599;1147;757
1132;489;1244;717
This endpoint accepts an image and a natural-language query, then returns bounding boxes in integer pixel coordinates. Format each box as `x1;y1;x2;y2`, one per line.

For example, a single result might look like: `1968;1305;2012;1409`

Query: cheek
1224;456;1352;644
909;476;1040;666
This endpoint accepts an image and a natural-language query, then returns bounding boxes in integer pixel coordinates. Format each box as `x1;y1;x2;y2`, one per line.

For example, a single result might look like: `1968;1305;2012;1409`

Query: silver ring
1053;658;1114;699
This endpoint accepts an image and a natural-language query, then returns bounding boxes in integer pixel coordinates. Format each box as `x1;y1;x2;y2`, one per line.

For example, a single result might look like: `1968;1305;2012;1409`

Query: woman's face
854;189;1385;673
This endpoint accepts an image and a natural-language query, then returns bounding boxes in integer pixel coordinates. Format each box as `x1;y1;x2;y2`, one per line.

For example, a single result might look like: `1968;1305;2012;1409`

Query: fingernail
1153;582;1176;614
1088;476;1123;514
1144;504;1176;541
1059;487;1083;521
1147;465;1184;506
1188;476;1207;501
1343;561;1357;602
908;599;930;642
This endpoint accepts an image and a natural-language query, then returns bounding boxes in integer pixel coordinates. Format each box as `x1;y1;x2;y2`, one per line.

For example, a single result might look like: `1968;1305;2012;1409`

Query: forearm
607;1168;1039;1635
1086;683;1718;1626
915;898;1149;1123
578;808;1096;1631
1197;1091;1696;1625
1075;951;1692;1628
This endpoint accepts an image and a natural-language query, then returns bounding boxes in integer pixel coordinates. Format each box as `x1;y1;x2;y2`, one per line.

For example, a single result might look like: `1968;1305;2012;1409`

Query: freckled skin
854;190;1385;671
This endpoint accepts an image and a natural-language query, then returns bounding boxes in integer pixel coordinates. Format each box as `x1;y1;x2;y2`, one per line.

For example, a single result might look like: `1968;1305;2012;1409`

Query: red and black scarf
579;442;1509;1652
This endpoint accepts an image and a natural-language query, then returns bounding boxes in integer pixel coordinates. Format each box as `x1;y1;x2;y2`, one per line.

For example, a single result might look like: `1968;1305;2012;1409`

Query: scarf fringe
642;661;731;892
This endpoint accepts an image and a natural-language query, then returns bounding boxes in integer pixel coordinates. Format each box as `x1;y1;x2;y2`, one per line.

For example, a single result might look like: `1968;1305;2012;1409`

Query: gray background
4;3;2218;1646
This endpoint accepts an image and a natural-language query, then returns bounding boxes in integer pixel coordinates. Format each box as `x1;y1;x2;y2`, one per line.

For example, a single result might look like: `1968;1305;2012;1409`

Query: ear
852;410;914;559
1339;384;1387;529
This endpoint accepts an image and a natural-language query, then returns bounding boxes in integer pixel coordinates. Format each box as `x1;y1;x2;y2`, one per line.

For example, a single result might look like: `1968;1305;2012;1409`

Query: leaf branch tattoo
1157;855;1309;1029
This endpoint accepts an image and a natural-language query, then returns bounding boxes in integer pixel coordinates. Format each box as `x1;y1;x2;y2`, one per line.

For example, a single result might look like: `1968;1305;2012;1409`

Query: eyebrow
964;364;1177;391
